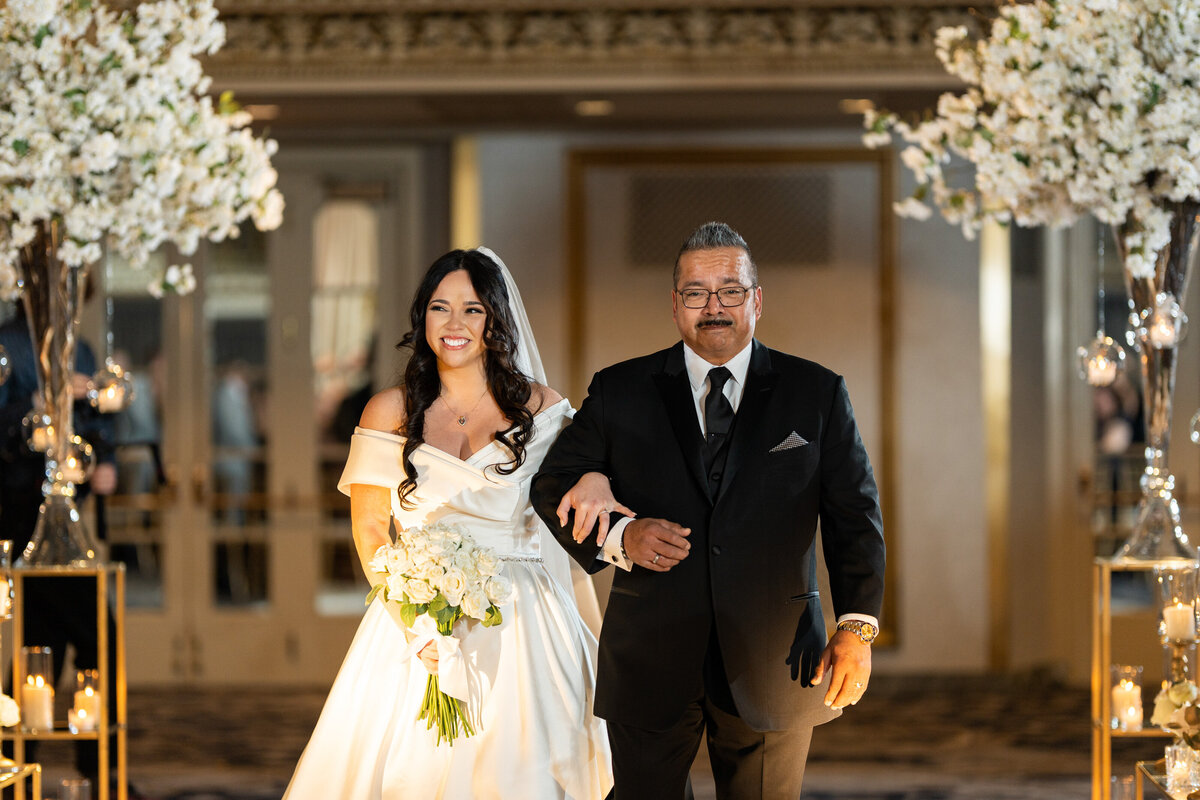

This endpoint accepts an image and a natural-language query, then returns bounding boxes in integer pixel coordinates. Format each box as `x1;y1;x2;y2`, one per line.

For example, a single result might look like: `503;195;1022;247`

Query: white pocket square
769;431;808;453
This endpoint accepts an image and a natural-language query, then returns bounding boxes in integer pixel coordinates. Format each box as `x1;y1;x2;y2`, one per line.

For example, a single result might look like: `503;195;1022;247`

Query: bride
284;248;616;799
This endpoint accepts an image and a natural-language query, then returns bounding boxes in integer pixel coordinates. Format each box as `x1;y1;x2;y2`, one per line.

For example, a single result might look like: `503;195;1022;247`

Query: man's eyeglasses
676;286;755;309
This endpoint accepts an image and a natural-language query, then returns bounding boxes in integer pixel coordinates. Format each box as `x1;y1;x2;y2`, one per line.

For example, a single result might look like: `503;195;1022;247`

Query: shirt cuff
837;613;879;629
595;517;634;572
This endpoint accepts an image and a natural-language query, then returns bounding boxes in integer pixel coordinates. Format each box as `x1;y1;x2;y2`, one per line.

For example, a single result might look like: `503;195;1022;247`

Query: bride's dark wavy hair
395;249;534;508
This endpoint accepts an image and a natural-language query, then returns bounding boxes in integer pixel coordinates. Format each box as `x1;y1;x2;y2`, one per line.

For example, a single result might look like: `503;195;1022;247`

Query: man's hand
811;629;871;710
556;472;637;545
623;518;691;572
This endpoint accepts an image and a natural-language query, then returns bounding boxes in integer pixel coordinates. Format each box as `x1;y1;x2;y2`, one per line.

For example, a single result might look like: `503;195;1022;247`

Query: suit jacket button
711;545;722;555
710;472;721;482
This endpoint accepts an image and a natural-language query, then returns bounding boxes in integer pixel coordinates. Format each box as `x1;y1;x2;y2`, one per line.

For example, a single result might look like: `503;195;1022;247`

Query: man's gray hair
673;221;758;286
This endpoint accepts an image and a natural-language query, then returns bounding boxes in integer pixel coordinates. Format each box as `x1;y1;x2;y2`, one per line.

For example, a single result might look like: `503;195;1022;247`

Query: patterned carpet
28;672;1157;799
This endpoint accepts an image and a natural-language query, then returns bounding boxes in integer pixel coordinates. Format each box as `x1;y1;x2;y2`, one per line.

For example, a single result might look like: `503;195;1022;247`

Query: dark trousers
0;484;117;778
606;626;815;800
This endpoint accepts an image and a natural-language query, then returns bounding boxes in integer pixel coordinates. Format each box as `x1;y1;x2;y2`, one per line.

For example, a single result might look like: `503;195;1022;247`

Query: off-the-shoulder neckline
353;397;569;465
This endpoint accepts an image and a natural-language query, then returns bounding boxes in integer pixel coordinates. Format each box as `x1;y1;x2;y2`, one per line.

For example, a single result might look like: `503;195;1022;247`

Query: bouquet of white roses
366;520;513;745
1153;678;1200;748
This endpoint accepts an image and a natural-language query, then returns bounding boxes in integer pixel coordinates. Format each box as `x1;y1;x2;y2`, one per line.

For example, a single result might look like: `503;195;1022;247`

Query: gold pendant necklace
440;387;489;427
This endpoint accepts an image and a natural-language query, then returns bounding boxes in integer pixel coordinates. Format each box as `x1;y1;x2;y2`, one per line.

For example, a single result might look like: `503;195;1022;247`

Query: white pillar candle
1171;755;1191;788
69;687;100;733
1164;602;1197;640
21;677;53;731
1111;679;1143;731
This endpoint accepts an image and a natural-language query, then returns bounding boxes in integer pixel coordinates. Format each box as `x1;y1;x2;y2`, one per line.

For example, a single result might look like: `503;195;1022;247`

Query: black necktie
704;367;735;495
704;366;734;450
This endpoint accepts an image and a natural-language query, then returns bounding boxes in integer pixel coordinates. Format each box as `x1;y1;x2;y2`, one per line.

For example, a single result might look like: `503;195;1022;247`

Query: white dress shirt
595;342;877;630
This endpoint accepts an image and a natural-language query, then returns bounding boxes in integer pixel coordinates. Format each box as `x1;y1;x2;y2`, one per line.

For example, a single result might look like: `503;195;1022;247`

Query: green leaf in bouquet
399;603;419;629
435;604;457;629
428;594;448;614
365;583;384;605
482;606;503;628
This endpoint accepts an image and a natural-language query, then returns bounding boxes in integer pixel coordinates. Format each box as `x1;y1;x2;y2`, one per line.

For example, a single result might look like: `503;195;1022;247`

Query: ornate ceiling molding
206;2;994;93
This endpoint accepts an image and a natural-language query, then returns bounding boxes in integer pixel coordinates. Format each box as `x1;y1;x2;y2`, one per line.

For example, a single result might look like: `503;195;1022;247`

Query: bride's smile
426;269;488;368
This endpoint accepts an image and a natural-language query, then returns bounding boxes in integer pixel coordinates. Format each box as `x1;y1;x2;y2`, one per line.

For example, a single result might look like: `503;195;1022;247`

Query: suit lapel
715;340;778;507
653;343;710;499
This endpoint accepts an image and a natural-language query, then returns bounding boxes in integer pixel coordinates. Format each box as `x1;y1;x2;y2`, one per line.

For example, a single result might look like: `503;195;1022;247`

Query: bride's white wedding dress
283;398;612;800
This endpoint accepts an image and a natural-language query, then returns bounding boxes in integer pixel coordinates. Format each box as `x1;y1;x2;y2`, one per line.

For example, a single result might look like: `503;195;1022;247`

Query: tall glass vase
1113;200;1200;563
14;221;100;566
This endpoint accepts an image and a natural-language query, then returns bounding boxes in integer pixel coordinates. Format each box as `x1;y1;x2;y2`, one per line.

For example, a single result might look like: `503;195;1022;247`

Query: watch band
837;619;879;645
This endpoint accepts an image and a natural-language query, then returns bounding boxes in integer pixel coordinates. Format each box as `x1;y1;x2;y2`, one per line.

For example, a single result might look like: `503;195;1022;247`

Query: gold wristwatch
836;619;879;645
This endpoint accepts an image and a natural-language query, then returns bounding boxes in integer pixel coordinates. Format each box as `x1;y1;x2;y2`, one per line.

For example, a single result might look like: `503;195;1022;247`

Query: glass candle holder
68;669;100;734
1156;565;1199;643
1167;741;1197;791
19;646;53;733
1111;665;1144;731
59;777;90;800
0;540;13;621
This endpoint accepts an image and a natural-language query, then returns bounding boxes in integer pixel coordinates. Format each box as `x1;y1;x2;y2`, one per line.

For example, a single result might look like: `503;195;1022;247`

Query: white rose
461;587;489;621
474;550;500;576
0;693;18;728
485;575;513;606
368;545;389;575
439;568;468;607
406;579;437;604
385;546;412;576
385;573;407;602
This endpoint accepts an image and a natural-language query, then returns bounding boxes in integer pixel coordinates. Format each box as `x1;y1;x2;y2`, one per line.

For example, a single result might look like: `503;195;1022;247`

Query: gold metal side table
0;565;127;800
0;763;42;799
1095;558;1176;800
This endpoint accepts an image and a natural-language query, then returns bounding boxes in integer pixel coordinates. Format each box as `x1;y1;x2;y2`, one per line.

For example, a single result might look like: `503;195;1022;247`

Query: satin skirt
283;559;613;800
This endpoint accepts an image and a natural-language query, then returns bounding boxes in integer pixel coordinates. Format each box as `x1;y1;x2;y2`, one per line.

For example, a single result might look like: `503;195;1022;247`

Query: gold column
981;221;1012;670
451;137;481;250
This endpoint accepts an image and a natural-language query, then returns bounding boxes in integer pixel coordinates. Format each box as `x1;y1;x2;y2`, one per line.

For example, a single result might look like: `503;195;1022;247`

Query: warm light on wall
575;99;615;117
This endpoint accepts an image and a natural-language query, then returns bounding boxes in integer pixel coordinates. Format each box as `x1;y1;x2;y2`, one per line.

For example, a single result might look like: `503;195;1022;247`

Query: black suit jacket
531;340;885;732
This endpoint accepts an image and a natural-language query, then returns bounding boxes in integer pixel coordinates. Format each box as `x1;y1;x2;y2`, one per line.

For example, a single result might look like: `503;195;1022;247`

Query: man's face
672;246;761;365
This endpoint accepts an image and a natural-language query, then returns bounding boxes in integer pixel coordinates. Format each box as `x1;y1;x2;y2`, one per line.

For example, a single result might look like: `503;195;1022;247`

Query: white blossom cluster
0;0;284;297
863;0;1200;278
370;521;514;622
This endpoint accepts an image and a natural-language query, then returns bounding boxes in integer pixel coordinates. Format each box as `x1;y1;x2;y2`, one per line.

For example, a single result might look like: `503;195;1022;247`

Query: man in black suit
531;221;886;799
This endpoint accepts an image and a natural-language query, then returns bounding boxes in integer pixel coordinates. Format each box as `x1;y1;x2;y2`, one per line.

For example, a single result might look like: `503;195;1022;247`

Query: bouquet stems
418;618;476;745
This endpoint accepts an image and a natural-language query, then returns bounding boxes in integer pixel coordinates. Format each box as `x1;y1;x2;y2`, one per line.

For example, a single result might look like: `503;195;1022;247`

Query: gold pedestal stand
0;565;126;800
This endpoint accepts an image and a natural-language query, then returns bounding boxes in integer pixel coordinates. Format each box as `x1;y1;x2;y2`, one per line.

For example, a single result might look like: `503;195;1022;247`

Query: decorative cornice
205;3;994;93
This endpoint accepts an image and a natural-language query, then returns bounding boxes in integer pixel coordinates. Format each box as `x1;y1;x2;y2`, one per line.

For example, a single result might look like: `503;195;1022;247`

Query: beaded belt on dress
498;553;543;563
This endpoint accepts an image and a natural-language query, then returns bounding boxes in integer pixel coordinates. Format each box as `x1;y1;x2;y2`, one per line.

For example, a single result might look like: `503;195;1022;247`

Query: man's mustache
698;318;733;329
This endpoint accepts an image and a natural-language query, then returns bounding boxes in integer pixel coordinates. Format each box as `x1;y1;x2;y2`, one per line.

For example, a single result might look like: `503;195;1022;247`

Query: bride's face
426;269;488;370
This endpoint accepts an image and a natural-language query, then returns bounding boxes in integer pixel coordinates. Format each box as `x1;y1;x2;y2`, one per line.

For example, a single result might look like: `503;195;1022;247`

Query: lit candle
1165;602;1197;641
0;577;12;619
1111;679;1142;731
1171;754;1191;788
29;424;49;453
21;676;53;732
1087;357;1118;386
96;383;125;413
61;455;86;485
1150;317;1179;348
68;686;100;733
